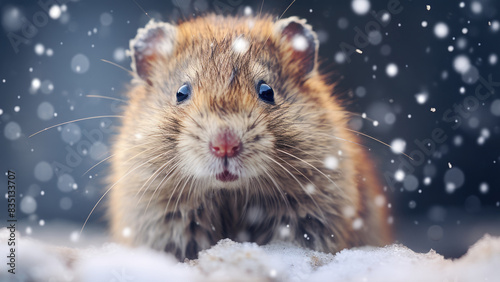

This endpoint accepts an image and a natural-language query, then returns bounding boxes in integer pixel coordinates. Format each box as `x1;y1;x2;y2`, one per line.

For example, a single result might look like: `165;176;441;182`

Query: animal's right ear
129;20;177;83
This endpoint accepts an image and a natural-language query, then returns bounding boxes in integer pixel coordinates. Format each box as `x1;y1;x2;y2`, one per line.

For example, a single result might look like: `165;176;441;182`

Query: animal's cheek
239;130;276;163
176;130;210;157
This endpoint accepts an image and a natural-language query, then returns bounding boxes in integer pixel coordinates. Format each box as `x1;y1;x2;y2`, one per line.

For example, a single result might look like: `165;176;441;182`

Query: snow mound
1;229;499;282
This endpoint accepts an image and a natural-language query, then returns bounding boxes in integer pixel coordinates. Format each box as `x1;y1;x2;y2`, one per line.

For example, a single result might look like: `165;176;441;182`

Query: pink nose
210;130;242;158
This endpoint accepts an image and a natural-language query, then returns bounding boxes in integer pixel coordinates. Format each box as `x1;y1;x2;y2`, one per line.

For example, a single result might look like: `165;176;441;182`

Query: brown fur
109;14;392;261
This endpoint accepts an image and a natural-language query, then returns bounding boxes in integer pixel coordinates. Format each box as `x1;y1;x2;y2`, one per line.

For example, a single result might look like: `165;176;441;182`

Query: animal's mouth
216;169;239;182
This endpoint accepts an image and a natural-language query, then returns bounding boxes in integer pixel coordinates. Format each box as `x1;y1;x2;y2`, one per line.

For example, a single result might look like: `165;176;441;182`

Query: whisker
100;59;134;76
130;0;151;19
284;113;413;160
83;154;113;177
144;160;182;215
82;142;155;176
258;0;265;18
266;155;326;222
313;132;370;150
140;158;180;209
276;148;344;194
80;152;164;234
29;115;124;138
86;94;128;104
254;0;296;56
173;175;194;215
278;0;296;19
275;142;322;163
262;168;290;209
163;175;185;218
343;128;413;160
136;157;175;199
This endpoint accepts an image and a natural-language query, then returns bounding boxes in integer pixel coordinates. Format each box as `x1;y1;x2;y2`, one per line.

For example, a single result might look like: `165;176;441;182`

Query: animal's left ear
274;17;319;77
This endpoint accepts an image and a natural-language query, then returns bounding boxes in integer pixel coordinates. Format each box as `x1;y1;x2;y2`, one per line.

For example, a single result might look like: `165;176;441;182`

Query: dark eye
257;81;274;104
176;83;191;103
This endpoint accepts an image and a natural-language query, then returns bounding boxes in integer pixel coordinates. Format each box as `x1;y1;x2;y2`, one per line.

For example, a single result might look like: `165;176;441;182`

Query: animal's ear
273;17;319;77
129;20;177;82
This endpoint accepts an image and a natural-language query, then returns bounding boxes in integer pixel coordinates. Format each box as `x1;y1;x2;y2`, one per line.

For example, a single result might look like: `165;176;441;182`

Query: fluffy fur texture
109;14;391;261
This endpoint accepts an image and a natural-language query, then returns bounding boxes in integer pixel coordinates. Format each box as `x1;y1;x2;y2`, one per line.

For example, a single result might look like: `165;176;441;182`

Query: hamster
108;14;392;261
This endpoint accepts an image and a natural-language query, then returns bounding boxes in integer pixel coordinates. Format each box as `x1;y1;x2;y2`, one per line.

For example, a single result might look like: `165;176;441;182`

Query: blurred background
1;0;499;258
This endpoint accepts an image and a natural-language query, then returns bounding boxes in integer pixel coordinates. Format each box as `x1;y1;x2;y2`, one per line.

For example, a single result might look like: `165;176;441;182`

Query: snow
243;6;253;16
20;196;37;214
423;177;431;185
71;53;90;74
122;227;132;238
470;1;483;14
34;161;53;182
1;229;499;282
40;80;54;94
368;30;382;45
334;52;347;63
403;175;419;191
34;43;45;56
491;99;500;116
3;121;21;140
390;138;406;154
100;12;113;26
351;0;370;16
489;53;498;65
232;36;250;54
479;182;489;194
385;63;398;77
37;102;55;121
324;156;339;170
355;86;366;97
453;55;471;74
61;123;82;144
30;78;41;92
60;197;73;210
394;169;405;182
57;174;77;193
49;5;62;20
415;92;428;104
113;47;127;62
337;18;348;29
89;141;108;160
491;20;500;32
351;218;363;230
292;35;309;52
433;22;449;38
444;167;465;192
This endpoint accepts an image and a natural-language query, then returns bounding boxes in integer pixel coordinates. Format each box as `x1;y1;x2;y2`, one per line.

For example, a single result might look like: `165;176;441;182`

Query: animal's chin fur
177;174;259;191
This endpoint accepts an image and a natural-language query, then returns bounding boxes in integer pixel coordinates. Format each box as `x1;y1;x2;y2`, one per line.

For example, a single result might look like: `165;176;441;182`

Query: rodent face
170;51;278;188
126;16;341;193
